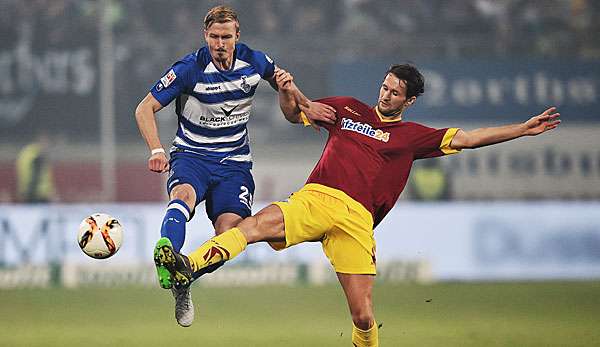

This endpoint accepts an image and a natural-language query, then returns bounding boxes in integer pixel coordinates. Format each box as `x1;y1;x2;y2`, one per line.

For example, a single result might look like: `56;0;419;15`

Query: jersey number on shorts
239;186;253;210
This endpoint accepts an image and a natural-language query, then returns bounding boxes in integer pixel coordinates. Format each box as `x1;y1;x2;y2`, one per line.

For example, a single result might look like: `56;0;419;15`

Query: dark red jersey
306;96;461;228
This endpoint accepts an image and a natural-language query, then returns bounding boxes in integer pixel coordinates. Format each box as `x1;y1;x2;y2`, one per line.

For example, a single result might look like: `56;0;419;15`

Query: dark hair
386;64;425;99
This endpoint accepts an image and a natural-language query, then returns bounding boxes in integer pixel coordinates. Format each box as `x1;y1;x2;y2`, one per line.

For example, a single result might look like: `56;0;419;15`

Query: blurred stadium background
1;0;600;346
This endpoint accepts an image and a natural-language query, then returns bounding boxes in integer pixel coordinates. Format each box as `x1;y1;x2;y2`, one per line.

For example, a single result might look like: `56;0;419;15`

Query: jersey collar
197;44;239;72
375;106;403;123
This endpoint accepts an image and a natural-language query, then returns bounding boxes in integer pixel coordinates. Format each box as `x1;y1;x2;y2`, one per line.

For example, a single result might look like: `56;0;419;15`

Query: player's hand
148;152;170;173
274;68;294;91
303;101;337;125
523;107;561;136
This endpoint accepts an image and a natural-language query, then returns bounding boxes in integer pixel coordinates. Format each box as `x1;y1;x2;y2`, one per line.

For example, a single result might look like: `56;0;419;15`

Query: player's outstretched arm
450;107;561;150
135;93;170;173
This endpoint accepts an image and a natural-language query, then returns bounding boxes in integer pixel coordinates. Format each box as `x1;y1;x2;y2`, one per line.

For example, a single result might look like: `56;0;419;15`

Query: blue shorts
166;151;254;223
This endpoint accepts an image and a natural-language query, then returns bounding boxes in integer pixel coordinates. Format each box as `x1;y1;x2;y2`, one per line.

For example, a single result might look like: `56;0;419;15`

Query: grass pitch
1;281;599;346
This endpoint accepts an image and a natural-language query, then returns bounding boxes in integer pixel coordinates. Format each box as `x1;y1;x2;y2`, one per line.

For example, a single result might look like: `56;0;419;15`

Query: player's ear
235;30;240;42
404;96;416;107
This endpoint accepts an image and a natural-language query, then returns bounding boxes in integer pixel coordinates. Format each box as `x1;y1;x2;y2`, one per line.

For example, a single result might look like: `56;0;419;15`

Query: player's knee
351;310;375;330
171;184;196;208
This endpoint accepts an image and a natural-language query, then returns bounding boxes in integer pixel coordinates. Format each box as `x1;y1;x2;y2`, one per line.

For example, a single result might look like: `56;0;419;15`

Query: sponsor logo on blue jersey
341;118;390;142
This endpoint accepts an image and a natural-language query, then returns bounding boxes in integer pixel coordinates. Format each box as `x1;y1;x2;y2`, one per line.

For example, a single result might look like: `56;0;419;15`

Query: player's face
204;21;239;64
378;73;415;116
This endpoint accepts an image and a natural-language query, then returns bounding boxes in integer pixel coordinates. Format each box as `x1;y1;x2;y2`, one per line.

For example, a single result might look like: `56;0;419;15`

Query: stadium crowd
3;0;600;63
4;0;597;117
1;0;598;99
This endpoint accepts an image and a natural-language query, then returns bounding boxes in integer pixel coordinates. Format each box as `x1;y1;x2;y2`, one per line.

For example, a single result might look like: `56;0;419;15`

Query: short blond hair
204;5;239;32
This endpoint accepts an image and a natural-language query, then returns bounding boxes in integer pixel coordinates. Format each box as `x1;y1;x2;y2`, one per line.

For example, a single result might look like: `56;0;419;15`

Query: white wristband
151;148;165;155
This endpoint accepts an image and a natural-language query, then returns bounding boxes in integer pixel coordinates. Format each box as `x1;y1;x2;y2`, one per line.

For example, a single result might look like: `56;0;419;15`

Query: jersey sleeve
150;60;193;107
253;50;276;80
411;124;462;159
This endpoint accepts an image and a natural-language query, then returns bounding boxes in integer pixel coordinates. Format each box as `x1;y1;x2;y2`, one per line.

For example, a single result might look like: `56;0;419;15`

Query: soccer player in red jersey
154;64;560;346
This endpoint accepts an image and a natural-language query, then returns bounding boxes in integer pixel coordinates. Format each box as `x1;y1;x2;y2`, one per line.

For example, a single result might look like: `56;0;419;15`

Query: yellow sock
352;321;379;347
188;228;247;271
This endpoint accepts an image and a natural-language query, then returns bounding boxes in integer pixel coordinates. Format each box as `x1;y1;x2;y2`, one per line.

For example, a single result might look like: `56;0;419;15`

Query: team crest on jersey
160;69;177;88
341;118;390;143
240;75;251;93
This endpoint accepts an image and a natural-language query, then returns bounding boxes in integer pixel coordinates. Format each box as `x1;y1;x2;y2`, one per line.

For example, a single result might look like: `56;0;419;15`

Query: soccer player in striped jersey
153;63;560;345
135;5;335;327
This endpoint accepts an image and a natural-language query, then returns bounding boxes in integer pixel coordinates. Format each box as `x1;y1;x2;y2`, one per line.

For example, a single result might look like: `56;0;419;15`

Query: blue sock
160;199;191;252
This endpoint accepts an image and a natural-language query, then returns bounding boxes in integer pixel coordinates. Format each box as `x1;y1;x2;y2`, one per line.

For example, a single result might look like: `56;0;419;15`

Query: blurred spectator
15;133;57;203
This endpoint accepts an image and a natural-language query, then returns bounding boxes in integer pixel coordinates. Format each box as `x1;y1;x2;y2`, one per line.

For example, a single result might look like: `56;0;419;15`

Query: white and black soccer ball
77;213;123;259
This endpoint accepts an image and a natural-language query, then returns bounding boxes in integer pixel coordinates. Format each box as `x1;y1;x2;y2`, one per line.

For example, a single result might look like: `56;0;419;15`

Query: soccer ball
77;213;123;259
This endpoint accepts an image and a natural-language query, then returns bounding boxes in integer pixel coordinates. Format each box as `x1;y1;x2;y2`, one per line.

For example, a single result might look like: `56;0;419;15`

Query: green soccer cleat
153;237;194;289
154;237;174;289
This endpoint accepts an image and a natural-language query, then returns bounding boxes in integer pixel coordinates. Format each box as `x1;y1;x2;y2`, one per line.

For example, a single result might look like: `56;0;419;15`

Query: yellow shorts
271;183;376;275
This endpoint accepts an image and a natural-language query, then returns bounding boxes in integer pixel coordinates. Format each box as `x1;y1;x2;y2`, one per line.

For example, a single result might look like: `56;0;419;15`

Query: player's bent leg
184;204;286;277
337;273;379;347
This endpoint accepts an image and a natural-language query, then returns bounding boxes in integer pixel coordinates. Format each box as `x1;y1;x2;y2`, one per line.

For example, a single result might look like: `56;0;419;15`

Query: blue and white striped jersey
150;43;276;164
